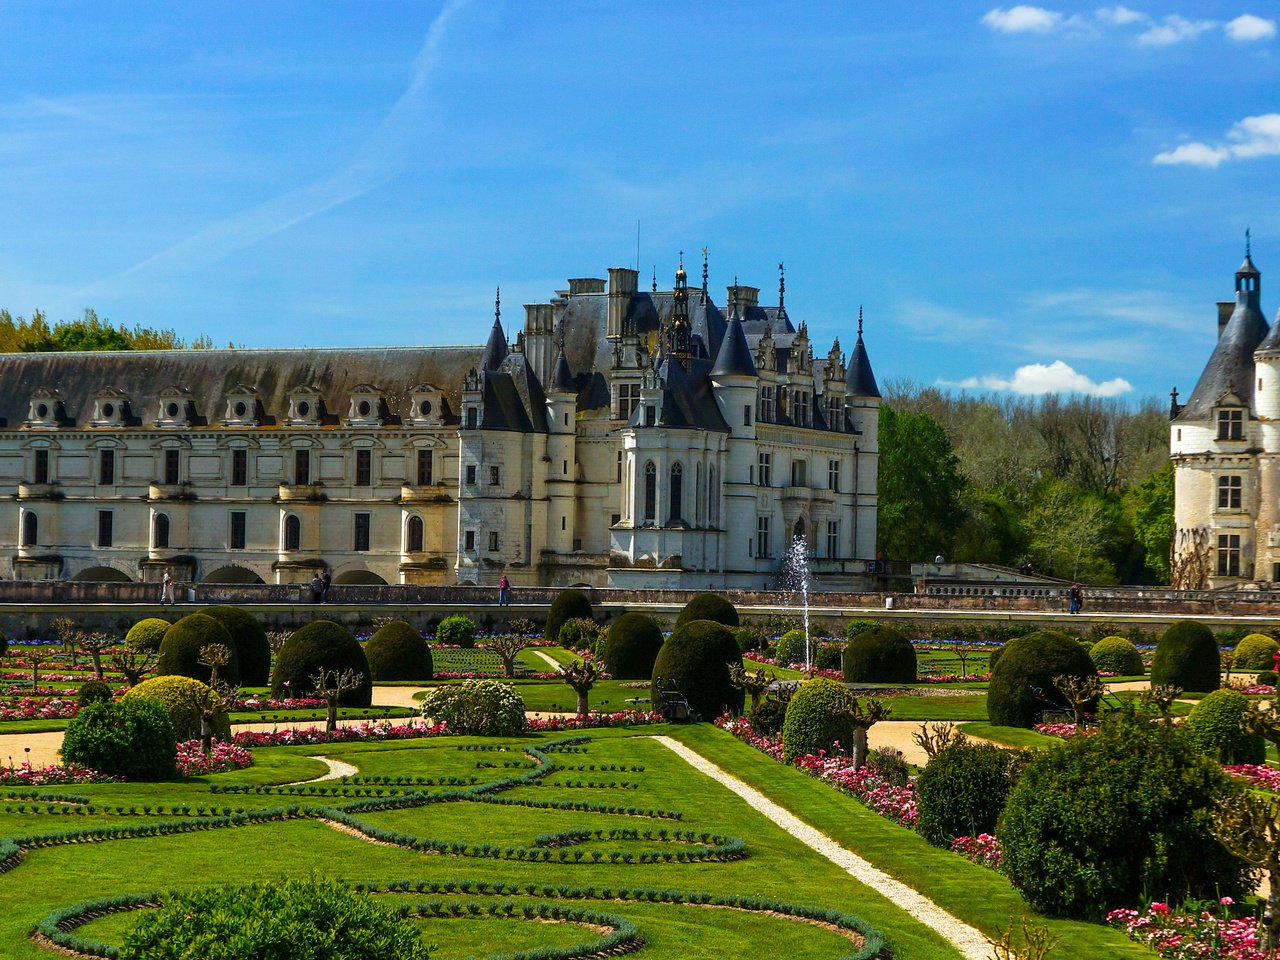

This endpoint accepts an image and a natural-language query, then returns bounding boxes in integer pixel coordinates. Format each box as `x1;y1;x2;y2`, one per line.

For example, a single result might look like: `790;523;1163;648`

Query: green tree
876;404;966;561
1131;461;1174;583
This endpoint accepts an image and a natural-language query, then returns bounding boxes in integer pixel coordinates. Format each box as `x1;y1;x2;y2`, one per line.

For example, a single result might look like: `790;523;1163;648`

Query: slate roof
1179;289;1269;421
846;333;880;398
549;348;576;394
709;313;757;378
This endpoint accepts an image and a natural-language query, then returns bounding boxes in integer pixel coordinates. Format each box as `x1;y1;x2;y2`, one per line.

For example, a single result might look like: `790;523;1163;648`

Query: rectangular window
617;383;641;420
230;511;246;549
743;404;752;427
756;515;771;559
489;465;501;486
795;391;810;427
465;464;477;485
616;450;623;484
828;459;840;492
164;449;180;485
1217;408;1245;440
758;452;772;487
758;387;775;423
644;405;656;427
1217;475;1243;509
295;449;311;485
488;531;499;552
231;449;247;486
791;459;807;487
827;519;839;558
97;510;113;547
354;449;371;486
827;396;842;430
33;449;48;484
354;513;371;552
466;407;478;429
464;529;476;552
99;449;115;485
416;450;433;485
1217;533;1241;576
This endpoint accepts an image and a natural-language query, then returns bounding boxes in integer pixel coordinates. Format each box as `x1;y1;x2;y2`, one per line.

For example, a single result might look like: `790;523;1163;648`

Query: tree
728;663;776;709
1131;462;1174;583
876;404;966;561
111;637;157;687
487;634;532;678
1212;793;1280;950
833;692;891;769
76;631;114;680
1022;480;1117;582
52;617;79;668
310;667;365;733
558;658;606;715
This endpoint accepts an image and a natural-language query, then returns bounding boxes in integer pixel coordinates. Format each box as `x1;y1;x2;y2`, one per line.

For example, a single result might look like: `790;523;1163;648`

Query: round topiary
365;621;433;681
775;629;812;667
1232;633;1279;671
77;679;113;707
201;606;272;686
748;698;788;736
986;630;1097;728
843;619;880;642
916;741;1021;847
602;613;664;680
781;677;854;761
675;593;740;629
1152;621;1221;693
270;620;372;707
126;617;171;653
544;589;594;644
436;614;477;649
650;619;744;721
843;625;917;684
419;679;527;736
0;631;8;660
1089;636;1144;676
988;645;1005;673
60;697;176;781
156;613;240;688
1184;689;1266;764
124;675;232;742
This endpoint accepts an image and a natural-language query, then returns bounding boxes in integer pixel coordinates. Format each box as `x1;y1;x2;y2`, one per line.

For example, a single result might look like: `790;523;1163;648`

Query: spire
701;247;709;302
1169;386;1181;421
652;266;657;293
1182;249;1269;417
778;262;785;309
845;307;880;398
858;305;864;337
480;286;509;371
1239;229;1260;286
710;308;757;379
667;254;691;358
550;342;575;394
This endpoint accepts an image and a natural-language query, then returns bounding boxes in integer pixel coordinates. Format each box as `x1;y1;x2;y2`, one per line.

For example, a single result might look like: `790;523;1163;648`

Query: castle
0;256;880;589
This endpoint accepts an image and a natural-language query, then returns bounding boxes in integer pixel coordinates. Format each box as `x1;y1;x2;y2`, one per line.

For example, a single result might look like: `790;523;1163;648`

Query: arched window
708;466;719;525
669;462;683;523
406;515;424;553
153;513;169;549
21;511;36;547
283;514;301;551
643;461;656;523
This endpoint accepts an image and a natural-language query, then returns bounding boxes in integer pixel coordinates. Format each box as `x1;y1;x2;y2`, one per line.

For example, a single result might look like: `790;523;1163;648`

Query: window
354;513;371;552
790;459;807;487
488;531;499;552
644;405;656;427
708;466;719;525
758;452;772;487
828;459;841;492
466;407;479;429
33;449;48;484
284;514;301;551
464;529;476;552
230;511;246;549
406;516;423;553
743;404;752;427
758;387;775;423
295;449;311;485
98;510;113;547
355;449;371;486
416;450;433;485
795;391;810;427
616;450;623;484
1218;475;1243;510
826;396;843;430
1217;533;1241;577
153;513;170;549
1217;408;1245;440
756;515;771;559
826;520;839;558
465;464;477;485
231;449;247;486
489;465;501;486
99;449;115;485
562;460;568;476
643;461;656;522
618;383;641;420
669;462;683;523
164;449;180;485
21;511;36;547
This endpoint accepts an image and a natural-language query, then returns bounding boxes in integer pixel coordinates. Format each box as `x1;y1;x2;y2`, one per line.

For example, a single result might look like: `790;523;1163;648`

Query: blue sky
0;2;1276;402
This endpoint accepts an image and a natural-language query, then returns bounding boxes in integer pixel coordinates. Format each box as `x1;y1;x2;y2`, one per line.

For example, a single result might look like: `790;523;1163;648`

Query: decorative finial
1171;386;1179;401
652;266;657;293
495;286;501;323
679;249;684;269
857;305;863;337
1247;227;1252;258
701;247;709;294
778;261;785;309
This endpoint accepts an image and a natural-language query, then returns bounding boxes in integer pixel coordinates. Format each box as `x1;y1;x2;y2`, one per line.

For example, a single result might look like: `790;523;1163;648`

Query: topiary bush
1184;689;1266;764
544;589;594;645
987;644;1005;673
125;675;231;742
1089;636;1144;676
364;621;433;681
120;877;432;960
814;643;843;673
675;592;740;629
126;617;170;653
998;711;1254;920
60;697;175;781
201;606;272;686
986;629;1096;728
1260;670;1279;686
0;631;8;660
436;614;477;649
916;741;1022;847
270;621;372;707
775;629;812;667
781;677;854;761
1152;621;1221;693
748;698;788;736
843;625;916;684
419;679;526;735
650;619;744;721
77;679;113;707
866;747;910;788
156;613;240;688
602;613;664;680
1232;633;1279;671
843;619;879;642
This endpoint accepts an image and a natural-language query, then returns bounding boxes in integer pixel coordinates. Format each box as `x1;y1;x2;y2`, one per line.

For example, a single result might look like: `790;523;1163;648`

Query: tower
666;254;691;361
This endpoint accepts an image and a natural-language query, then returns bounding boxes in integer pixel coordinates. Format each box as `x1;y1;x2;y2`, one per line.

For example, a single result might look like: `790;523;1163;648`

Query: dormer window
284;385;322;427
25;388;65;428
346;384;384;427
89;388;130;428
407;384;444;427
1217;408;1245;441
156;386;194;428
223;385;260;428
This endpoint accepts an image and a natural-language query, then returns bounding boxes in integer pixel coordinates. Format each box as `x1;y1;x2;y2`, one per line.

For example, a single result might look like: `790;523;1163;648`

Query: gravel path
531;650;563;671
652;735;989;960
288;756;359;784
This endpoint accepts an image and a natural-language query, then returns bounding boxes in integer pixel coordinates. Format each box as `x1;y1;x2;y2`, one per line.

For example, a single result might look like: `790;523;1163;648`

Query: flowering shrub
0;762;116;786
175;739;254;776
0;697;78;721
233;696;328;711
420;679;526;735
526;710;662;731
233;720;447;748
916;672;992;684
1033;722;1099;738
1107;900;1268;960
951;834;1002;870
1224;763;1280;791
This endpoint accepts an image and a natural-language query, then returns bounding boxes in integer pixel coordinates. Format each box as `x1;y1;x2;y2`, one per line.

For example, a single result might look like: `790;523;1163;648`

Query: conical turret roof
845;323;879;398
480;316;508;371
1181;290;1268;419
710;311;757;378
550;346;575;394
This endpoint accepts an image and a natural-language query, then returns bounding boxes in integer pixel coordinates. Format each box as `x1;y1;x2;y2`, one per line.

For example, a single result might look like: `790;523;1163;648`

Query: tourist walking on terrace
1068;582;1083;614
321;568;332;603
161;566;175;606
498;574;510;606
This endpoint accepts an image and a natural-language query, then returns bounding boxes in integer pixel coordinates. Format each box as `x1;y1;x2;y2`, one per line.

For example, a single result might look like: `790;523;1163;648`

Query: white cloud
982;6;1063;33
1154;113;1280;166
1095;6;1147;26
1138;15;1218;45
941;361;1133;397
1225;13;1277;41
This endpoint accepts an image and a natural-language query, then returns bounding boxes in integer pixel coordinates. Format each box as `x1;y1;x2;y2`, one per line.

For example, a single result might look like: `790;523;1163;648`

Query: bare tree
76;630;114;680
1171;527;1212;591
266;630;291;658
20;646;52;694
487;634;532;678
1212;792;1280;950
558;658;606;715
986;917;1061;960
728;663;775;710
834;693;891;769
309;667;364;733
1139;683;1183;725
198;643;233;689
913;721;968;762
1052;674;1105;726
111;636;157;687
51;617;78;668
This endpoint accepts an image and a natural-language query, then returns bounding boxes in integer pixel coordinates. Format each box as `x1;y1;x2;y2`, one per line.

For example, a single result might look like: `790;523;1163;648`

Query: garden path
530;650;562;671
652;735;990;960
287;756;358;784
371;685;430;708
868;720;999;766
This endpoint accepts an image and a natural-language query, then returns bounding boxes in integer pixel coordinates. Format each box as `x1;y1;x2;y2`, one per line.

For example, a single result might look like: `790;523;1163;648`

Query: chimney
727;284;760;316
1218;301;1234;339
607;268;639;339
568;278;606;296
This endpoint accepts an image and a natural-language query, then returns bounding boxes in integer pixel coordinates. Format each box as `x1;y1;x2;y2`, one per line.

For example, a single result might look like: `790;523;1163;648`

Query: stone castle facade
0;258;880;589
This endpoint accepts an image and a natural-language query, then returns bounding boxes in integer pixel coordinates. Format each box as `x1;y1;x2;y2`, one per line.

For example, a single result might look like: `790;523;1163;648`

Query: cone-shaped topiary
1089;636;1144;676
544;589;594;644
365;620;433;681
602;612;664;680
1184;688;1266;764
650;619;743;720
781;677;854;761
1232;633;1279;671
126;617;171;652
843;624;916;683
201;606;272;686
271;620;372;706
675;593;740;629
156;613;240;688
1152;621;1221;693
125;675;232;741
986;629;1096;728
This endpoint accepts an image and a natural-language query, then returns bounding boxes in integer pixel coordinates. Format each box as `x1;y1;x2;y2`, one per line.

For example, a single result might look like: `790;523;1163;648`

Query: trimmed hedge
986;629;1096;728
781;677;853;761
1089;636;1144;676
916;741;1021;847
126;617;170;652
544;589;594;645
1152;621;1221;693
1232;633;1279;671
843;625;916;684
436;614;477;649
270;621;372;707
365;621;433;681
76;679;113;707
675;593;740;629
748;699;788;736
650;620;744;720
202;606;272;686
60;698;176;781
602;613;664;680
156;613;240;688
125;675;232;742
1184;689;1266;764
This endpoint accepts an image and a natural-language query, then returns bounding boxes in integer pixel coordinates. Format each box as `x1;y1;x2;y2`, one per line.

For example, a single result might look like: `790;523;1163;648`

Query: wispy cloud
982;6;1065;34
1137;15;1217;46
1154;113;1280;167
940;360;1133;396
981;6;1276;44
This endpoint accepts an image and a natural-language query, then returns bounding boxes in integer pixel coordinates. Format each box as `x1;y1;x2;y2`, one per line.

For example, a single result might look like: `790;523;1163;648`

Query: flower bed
916;672;991;684
232;696;328;711
175;740;255;776
527;710;663;732
0;762;116;786
0;698;79;721
1032;722;1099;738
1224;763;1280;791
1107;901;1269;960
741;655;843;679
950;833;1002;869
232;720;449;748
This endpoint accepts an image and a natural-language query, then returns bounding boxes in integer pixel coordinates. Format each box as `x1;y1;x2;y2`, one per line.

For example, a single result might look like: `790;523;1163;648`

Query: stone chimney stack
726;284;760;317
524;303;556;386
607;268;639;340
1218;301;1234;339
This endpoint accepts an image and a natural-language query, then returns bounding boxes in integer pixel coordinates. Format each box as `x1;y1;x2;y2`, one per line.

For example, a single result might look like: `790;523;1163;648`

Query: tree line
0;308;220;353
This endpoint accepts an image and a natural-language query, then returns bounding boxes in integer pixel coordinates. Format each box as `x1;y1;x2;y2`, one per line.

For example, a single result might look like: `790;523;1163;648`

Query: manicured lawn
957;722;1062;750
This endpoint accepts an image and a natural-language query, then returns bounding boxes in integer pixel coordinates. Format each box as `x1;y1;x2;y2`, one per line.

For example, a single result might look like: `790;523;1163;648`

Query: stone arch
202;564;266;585
71;565;133;582
332;568;388;585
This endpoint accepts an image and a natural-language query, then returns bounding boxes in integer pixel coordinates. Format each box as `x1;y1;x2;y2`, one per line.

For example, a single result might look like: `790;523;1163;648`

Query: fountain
782;535;812;671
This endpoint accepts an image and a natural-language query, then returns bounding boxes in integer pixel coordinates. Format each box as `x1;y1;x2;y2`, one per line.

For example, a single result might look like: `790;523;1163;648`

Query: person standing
1068;583;1083;615
498;574;510;607
161;566;175;606
321;568;332;603
310;572;324;604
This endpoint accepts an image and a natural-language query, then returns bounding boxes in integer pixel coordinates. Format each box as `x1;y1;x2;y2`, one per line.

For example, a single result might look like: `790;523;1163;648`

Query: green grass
957;722;1063;750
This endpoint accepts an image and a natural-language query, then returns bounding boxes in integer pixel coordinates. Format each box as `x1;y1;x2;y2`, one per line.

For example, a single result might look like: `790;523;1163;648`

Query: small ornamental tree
485;634;531;678
1213;792;1280;951
916;741;1023;847
781;677;853;761
310;667;365;733
420;680;526;736
20;645;52;693
111;634;157;687
435;614;477;649
1089;636;1144;676
1184;689;1266;764
838;695;891;770
76;630;114;679
558;617;601;653
157;613;240;688
52;616;78;667
675;593;740;629
1232;632;1280;670
1151;621;1221;693
125;618;170;652
728;662;776;710
558;657;606;715
125;675;232;743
